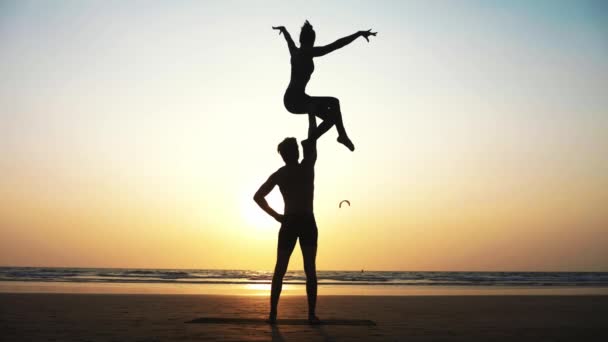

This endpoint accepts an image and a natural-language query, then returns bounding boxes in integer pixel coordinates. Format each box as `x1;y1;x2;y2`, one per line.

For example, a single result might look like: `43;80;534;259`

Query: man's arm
302;113;317;165
272;26;296;55
313;30;376;57
253;173;283;223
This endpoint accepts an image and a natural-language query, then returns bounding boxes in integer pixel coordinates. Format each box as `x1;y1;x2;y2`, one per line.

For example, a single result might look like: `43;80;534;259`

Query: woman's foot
337;136;355;152
308;314;321;325
266;312;277;325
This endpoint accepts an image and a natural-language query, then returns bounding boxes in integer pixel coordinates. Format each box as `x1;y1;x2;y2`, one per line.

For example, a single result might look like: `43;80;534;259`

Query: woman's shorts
283;88;311;114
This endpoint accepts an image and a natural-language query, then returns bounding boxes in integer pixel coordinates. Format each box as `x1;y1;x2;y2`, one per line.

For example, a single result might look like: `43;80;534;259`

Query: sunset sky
1;0;607;271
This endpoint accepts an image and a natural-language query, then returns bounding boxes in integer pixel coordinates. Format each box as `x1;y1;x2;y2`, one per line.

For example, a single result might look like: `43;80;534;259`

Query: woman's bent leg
309;97;344;137
308;96;354;151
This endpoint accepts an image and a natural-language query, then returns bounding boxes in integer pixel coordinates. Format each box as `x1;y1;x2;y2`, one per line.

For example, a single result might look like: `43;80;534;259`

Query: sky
1;0;607;271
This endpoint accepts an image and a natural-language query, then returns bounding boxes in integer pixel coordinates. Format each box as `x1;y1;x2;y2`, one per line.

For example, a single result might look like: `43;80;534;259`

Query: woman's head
300;20;315;48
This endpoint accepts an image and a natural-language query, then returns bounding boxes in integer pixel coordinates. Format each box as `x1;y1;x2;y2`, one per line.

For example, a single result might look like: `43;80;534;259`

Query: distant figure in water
254;113;320;324
272;21;377;152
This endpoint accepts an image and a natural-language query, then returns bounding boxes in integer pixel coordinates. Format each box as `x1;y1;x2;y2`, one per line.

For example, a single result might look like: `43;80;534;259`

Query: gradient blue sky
1;0;607;270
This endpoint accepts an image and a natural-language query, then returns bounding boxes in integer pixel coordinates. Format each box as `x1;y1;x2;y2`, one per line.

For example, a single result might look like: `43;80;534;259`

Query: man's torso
275;162;315;215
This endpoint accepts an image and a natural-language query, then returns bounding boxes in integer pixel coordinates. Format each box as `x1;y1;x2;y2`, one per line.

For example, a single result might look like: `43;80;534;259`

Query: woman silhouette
273;21;376;151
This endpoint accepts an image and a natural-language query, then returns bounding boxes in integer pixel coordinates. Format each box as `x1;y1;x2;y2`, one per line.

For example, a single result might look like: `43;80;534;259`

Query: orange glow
1;1;607;271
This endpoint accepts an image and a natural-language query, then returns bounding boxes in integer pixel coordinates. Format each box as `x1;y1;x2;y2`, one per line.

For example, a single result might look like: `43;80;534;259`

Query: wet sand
1;293;607;341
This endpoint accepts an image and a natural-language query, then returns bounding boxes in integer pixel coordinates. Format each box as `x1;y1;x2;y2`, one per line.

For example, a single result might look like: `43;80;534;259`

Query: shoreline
2;280;608;296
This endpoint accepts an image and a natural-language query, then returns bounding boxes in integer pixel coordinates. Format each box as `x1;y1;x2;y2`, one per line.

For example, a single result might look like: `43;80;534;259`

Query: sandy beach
1;293;607;341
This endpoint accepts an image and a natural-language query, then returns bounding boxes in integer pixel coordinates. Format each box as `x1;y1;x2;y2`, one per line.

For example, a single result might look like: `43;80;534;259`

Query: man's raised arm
302;113;317;165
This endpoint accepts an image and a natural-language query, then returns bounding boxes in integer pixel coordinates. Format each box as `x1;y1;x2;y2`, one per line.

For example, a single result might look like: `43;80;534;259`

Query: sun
241;189;284;229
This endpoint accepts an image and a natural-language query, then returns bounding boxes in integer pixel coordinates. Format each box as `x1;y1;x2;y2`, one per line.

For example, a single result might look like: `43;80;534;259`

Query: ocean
2;267;607;287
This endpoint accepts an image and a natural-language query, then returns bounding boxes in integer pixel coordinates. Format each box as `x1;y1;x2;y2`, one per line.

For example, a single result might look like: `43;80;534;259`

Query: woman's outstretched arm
313;29;377;57
272;26;296;54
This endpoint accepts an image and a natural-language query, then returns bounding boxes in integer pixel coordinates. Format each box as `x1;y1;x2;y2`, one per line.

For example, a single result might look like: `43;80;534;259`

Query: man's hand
254;173;283;223
272;26;287;35
359;29;377;42
274;214;285;224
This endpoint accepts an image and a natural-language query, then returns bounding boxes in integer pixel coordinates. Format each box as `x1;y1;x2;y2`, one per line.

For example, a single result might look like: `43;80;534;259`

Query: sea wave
1;267;607;287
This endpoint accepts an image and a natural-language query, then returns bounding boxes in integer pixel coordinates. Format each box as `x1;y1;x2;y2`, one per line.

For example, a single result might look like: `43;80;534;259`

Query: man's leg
301;243;318;321
270;249;293;321
270;226;297;323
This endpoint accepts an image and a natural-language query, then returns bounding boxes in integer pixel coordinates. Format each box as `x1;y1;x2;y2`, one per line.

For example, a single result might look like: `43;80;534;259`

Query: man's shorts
278;214;318;251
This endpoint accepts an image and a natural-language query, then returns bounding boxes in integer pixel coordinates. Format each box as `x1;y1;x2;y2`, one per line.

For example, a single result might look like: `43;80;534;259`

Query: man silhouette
254;113;320;324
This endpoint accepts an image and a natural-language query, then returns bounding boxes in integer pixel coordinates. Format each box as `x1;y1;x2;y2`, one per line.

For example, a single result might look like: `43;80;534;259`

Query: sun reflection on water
245;283;271;292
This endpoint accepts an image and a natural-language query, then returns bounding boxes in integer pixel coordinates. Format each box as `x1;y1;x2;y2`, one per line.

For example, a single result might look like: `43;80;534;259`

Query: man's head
300;20;315;48
277;137;299;164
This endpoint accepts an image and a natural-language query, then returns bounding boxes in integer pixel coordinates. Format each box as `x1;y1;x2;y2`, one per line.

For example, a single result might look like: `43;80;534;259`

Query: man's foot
337;136;355;152
308;314;321;325
266;312;277;325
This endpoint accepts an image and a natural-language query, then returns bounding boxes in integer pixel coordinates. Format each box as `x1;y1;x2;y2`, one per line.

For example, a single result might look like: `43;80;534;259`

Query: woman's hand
272;26;287;35
359;29;377;42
